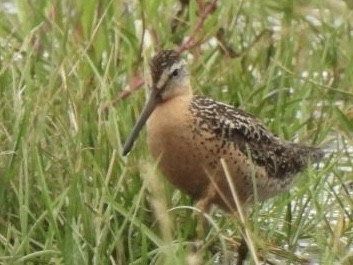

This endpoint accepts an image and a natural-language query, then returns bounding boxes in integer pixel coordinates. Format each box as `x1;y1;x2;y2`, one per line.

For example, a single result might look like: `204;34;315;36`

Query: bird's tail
305;146;325;164
290;144;325;167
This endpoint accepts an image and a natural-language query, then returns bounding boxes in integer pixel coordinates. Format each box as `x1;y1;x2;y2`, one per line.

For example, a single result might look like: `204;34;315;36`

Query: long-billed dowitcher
122;49;323;263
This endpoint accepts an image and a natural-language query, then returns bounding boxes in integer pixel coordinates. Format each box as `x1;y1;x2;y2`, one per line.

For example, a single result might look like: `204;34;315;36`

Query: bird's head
149;49;190;101
122;50;190;155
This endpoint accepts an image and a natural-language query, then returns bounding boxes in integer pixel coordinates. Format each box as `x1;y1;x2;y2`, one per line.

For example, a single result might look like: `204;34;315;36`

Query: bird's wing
191;96;295;177
191;95;277;145
190;96;322;178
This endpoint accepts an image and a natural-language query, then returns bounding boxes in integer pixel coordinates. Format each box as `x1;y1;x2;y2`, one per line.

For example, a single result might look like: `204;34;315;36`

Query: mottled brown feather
126;49;323;212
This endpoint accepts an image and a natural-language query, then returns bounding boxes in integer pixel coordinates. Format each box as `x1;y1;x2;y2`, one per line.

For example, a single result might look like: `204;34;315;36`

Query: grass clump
1;1;353;264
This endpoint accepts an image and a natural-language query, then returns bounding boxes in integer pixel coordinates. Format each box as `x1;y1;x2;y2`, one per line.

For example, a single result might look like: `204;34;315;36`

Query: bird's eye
172;69;179;77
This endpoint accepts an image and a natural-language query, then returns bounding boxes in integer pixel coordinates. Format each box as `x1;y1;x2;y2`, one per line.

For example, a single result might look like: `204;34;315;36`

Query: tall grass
0;0;353;264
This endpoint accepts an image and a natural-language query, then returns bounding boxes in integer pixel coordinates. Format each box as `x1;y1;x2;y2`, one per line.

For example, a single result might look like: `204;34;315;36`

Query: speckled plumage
123;49;323;212
190;95;323;182
150;50;181;85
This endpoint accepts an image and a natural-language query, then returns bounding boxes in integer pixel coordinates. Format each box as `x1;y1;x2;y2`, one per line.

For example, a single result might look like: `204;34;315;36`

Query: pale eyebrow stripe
156;60;185;89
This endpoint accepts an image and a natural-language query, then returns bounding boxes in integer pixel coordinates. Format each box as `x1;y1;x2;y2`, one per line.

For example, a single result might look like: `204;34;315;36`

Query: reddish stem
177;0;218;53
103;0;218;112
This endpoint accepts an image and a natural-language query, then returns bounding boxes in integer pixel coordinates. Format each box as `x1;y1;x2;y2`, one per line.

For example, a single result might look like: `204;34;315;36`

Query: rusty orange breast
146;95;210;199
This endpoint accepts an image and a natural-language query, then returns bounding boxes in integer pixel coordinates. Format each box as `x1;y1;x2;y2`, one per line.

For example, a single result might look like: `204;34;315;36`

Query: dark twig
101;0;219;113
177;0;218;53
171;0;190;33
245;29;273;53
217;28;273;59
216;27;241;58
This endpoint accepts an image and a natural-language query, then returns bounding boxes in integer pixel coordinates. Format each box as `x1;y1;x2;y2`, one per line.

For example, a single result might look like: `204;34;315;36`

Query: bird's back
146;94;323;211
190;95;323;183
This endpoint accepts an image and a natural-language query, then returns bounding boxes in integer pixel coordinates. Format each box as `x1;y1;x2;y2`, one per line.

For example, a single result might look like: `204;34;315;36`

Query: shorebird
122;49;323;263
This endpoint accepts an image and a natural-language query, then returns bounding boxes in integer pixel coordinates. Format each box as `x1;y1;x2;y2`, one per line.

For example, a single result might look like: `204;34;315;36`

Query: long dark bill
122;89;161;156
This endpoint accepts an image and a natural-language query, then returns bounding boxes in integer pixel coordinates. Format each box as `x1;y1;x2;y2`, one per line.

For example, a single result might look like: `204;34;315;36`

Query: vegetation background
0;0;353;264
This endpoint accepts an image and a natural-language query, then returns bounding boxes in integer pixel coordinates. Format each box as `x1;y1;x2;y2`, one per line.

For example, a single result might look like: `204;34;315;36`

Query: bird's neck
163;83;193;102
